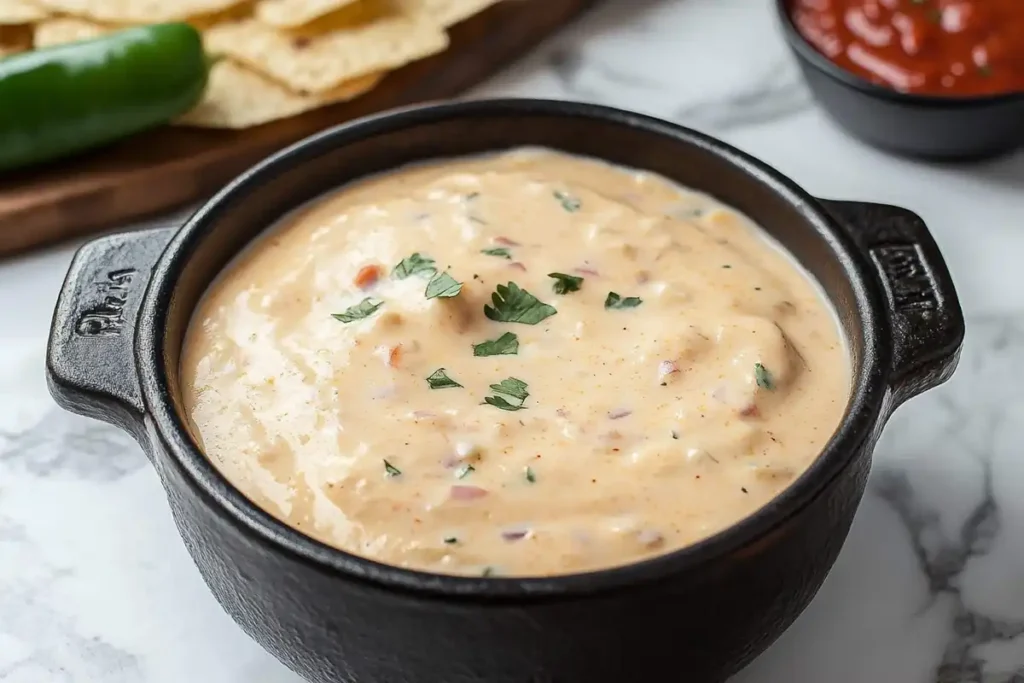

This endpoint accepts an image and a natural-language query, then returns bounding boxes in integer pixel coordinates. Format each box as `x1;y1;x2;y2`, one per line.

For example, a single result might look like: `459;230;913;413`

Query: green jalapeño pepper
0;23;208;172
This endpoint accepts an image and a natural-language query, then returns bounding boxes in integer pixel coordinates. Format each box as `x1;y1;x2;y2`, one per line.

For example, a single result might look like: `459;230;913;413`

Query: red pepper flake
388;345;402;367
575;267;600;277
354;264;382;289
509;261;527;271
292;36;311;49
450;485;489;501
495;236;520;246
608;408;632;420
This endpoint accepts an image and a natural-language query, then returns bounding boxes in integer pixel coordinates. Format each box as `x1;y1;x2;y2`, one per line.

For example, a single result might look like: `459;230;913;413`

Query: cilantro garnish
426;368;462;389
383;459;402;477
425;271;463;299
525;466;536;483
332;297;383;323
484;282;557;324
472;331;519;357
548;272;583;295
604;292;642;310
481;247;512;259
444;536;459;544
483;377;529;412
754;363;775;390
554;190;581;212
456;464;475;479
392;252;436;279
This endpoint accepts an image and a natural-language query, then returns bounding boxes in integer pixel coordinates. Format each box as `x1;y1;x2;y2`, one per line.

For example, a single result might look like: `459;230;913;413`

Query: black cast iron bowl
45;99;964;683
775;0;1024;161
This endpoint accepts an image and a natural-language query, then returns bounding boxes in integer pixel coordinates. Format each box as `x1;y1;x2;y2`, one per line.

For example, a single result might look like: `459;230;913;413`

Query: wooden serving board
0;0;597;258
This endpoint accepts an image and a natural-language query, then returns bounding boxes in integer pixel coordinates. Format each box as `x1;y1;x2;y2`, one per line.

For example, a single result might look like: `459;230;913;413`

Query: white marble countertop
2;0;1023;681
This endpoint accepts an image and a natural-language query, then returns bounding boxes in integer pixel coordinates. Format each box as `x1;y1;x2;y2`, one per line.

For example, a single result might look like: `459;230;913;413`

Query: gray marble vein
0;410;143;481
546;46;812;134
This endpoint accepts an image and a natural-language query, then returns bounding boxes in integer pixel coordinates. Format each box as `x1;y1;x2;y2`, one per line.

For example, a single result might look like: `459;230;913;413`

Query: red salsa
790;0;1024;96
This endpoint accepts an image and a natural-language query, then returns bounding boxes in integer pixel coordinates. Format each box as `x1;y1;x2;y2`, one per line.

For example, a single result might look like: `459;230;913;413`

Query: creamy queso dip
181;148;849;577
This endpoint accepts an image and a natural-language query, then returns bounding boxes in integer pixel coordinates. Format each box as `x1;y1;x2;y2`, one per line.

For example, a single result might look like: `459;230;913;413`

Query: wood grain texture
0;0;596;257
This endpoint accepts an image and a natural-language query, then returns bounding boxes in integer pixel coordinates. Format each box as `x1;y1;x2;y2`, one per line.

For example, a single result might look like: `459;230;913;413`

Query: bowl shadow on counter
732;316;1024;683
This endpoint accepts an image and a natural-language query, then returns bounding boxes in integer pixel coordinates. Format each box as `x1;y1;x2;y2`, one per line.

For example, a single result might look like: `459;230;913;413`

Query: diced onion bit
657;360;679;383
501;526;532;542
450;485;489;501
637;529;664;547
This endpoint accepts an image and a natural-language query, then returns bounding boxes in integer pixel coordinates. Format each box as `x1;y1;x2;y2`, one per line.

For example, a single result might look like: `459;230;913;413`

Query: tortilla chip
255;0;362;28
204;15;447;94
33;0;247;23
398;0;500;27
176;60;381;128
33;16;106;46
0;0;47;25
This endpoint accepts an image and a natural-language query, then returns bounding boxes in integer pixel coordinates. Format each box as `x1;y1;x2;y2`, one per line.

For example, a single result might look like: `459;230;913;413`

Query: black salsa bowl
46;99;964;683
775;0;1024;161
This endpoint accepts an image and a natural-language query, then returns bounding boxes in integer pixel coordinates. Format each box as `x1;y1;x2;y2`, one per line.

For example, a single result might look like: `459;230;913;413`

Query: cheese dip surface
180;148;849;578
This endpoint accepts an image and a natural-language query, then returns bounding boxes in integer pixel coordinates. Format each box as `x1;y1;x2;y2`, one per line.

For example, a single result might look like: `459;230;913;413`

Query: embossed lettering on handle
75;267;139;337
819;200;965;406
46;226;176;443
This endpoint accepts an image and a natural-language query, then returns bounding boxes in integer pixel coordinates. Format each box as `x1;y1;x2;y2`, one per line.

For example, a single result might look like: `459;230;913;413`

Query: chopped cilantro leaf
473;331;519;357
392;252;436;279
481;247;512;259
604;292;642;310
332;298;383;323
525;466;536;483
548;272;583;295
456;464;475;479
484;377;529;412
426;368;462;389
425;271;463;299
554;190;581;212
484;282;557;324
489;377;529;401
754;363;775;390
484;396;526;412
383;459;402;477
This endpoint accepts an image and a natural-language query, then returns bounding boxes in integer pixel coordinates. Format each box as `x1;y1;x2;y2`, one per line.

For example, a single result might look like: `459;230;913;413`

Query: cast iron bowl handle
819;199;965;407
46;225;175;444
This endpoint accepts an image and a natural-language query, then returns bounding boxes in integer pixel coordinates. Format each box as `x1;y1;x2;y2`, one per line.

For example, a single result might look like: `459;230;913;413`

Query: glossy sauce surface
180;149;850;577
791;0;1024;96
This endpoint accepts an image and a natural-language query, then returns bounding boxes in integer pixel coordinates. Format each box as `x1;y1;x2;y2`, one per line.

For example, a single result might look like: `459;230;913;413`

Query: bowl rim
774;0;1024;107
136;98;890;601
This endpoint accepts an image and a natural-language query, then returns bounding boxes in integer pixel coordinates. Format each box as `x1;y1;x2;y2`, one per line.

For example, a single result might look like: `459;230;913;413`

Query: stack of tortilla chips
0;0;503;127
